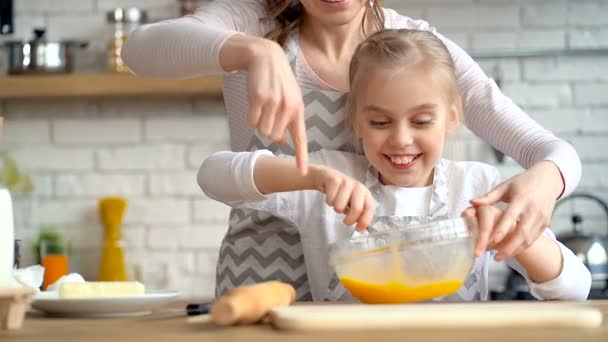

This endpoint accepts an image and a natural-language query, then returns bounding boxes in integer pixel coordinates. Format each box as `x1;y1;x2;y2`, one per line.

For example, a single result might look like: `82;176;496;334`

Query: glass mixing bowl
329;217;477;304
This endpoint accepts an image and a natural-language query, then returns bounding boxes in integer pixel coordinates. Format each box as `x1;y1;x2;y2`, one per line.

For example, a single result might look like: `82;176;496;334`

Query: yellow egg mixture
339;277;462;304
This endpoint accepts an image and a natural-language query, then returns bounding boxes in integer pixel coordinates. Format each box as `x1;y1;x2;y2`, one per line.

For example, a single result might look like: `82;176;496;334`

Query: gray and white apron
215;30;356;300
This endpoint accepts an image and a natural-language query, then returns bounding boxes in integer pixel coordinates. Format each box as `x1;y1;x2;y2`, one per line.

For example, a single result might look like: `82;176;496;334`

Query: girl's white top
198;149;592;302
123;0;581;196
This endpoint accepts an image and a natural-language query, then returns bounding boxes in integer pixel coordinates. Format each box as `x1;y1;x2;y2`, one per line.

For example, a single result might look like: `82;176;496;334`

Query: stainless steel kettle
554;192;608;290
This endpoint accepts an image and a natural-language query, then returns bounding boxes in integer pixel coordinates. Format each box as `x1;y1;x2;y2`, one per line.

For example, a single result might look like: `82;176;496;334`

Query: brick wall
1;0;607;296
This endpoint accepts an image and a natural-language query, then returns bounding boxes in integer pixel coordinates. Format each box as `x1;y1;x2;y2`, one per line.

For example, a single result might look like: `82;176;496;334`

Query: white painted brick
149;171;200;196
143;250;195;278
181;225;229;249
584;109;608;133
28;173;54;198
195;250;219;275
65;223;104;249
523;57;608;82
568;137;608;161
97;144;185;171
96;0;177;11
56;174;146;197
54;119;142;144
1;119;50;144
442;32;470;50
145;115;229;143
11;147;94;170
187;143;229;169
521;1;568;27
147;226;183;249
193;197;232;224
427;5;519;29
570;29;608;49
29;199;98;225
527;108;588;134
148;225;226;250
100;99;192;118
4;100;97;118
568;2;608;26
122;225;146;249
476;59;521;83
68;247;101;280
15;0;95;14
169;274;216;298
46;14;105;40
125;198;190;224
501;83;572;107
0;15;45;40
379;3;424;21
472;31;566;50
579;163;608;188
574;83;608;106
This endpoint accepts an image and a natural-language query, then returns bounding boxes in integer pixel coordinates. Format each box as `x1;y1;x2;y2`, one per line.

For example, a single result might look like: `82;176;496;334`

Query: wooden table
2;300;607;342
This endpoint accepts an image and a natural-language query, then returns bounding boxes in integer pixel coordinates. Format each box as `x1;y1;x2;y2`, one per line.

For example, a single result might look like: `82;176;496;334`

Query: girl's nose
389;123;414;147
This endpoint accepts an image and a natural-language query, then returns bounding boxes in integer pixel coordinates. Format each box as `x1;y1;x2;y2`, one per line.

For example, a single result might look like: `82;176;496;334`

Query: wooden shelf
0;73;223;100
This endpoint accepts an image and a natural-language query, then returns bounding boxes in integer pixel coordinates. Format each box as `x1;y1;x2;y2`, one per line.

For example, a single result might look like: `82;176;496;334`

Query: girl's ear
446;96;462;133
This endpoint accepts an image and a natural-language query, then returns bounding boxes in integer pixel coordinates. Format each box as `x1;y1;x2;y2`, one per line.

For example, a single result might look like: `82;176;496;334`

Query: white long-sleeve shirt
198;149;591;302
123;0;581;196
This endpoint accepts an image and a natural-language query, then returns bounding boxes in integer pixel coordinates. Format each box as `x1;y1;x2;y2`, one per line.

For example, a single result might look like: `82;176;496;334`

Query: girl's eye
370;120;390;127
413;120;433;127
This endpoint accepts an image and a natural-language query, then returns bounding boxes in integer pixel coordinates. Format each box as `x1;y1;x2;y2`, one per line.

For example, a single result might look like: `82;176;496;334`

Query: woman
122;0;580;300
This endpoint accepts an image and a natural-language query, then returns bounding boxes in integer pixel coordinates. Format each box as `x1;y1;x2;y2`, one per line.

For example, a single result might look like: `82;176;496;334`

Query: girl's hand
312;166;376;231
470;161;562;261
245;37;309;175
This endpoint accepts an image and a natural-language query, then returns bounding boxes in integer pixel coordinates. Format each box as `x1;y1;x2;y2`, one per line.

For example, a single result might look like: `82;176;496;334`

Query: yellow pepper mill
98;197;127;281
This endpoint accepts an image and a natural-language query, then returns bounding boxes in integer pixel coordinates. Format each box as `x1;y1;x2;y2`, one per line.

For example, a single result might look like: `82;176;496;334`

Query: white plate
31;290;180;317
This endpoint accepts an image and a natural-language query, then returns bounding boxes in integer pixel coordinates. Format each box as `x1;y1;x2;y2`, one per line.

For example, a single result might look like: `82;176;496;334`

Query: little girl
198;29;590;302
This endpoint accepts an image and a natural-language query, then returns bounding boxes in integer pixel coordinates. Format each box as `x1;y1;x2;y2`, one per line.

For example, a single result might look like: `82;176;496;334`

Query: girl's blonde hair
347;29;461;128
264;0;385;46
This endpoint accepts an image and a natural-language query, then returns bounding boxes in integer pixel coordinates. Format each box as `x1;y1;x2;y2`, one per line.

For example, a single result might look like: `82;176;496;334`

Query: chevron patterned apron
215;29;356;300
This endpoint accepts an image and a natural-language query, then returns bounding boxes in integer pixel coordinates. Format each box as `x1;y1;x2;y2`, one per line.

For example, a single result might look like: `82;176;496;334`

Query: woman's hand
312;166;376;231
221;34;309;175
469;161;564;261
462;205;507;258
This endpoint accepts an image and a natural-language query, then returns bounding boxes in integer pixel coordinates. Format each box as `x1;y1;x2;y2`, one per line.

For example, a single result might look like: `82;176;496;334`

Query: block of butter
58;281;145;299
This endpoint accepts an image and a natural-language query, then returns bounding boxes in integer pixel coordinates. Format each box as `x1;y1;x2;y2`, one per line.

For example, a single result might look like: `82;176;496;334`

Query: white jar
0;187;16;287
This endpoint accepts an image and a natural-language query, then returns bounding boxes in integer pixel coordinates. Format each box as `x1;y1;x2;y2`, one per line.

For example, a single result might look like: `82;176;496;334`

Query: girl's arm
505;230;592;301
122;0;274;79
198;150;376;230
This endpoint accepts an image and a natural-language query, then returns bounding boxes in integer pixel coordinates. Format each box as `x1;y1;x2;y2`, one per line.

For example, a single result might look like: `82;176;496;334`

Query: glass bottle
106;8;147;73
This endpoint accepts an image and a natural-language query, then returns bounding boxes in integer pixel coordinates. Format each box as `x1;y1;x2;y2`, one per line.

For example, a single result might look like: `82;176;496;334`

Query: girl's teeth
390;155;416;165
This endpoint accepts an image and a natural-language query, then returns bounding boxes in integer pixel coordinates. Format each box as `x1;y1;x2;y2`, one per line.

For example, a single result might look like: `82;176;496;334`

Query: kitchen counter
2;300;607;342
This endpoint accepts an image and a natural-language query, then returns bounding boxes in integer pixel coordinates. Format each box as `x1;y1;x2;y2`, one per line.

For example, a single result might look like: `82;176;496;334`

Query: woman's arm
432;28;580;197
122;0;274;79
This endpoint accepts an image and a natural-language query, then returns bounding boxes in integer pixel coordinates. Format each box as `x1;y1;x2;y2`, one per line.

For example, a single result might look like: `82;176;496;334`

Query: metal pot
554;192;608;289
4;28;88;75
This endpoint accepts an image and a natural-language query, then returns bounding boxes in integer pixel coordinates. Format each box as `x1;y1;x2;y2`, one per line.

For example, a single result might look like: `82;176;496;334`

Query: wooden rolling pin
210;281;296;325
